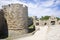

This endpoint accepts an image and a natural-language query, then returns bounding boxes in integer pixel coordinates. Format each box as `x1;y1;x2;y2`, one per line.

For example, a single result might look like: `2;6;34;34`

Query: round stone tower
2;3;28;34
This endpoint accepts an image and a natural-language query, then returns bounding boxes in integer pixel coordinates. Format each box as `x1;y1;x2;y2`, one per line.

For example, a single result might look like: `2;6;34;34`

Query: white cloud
40;0;54;7
28;0;60;18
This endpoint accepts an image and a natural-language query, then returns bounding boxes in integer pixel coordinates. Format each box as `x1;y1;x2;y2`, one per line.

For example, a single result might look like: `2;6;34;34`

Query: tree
40;16;60;20
56;17;60;20
40;16;50;20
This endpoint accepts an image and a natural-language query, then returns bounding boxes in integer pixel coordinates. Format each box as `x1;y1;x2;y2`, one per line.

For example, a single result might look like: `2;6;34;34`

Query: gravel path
14;25;60;40
14;26;48;40
47;25;60;40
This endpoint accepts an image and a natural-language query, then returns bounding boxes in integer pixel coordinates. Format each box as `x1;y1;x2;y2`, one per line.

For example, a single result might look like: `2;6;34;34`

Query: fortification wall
2;3;28;34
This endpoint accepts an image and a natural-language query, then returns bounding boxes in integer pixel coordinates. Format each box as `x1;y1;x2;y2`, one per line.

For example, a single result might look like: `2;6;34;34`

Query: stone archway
51;21;55;25
36;22;39;26
44;23;47;25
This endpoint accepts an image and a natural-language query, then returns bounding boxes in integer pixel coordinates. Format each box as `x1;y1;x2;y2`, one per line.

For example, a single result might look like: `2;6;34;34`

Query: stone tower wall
2;3;28;34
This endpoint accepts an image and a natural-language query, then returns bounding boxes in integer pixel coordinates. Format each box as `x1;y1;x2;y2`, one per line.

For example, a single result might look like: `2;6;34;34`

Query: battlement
2;3;28;9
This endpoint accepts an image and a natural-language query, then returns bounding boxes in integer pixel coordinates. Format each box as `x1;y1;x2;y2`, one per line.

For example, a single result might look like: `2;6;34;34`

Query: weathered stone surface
2;3;28;34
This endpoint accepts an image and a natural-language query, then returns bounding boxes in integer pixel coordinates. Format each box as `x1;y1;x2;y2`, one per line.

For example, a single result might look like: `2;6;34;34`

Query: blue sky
0;0;60;18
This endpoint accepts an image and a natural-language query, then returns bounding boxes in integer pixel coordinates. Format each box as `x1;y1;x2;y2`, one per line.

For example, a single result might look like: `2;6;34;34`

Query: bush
28;25;35;33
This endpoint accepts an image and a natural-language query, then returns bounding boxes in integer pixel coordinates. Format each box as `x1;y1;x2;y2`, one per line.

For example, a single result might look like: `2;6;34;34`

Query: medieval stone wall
33;16;60;26
2;3;28;34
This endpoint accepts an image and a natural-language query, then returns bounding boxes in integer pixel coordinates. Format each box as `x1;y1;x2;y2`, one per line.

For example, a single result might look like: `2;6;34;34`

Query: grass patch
28;25;35;33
